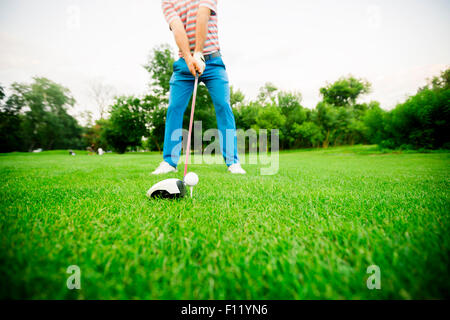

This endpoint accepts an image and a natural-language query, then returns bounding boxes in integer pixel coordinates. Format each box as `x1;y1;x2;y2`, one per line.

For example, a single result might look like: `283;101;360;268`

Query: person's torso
167;0;220;55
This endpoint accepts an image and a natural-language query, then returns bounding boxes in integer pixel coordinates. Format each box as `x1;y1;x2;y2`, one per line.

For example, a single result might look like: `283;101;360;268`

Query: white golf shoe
152;161;177;175
228;163;246;174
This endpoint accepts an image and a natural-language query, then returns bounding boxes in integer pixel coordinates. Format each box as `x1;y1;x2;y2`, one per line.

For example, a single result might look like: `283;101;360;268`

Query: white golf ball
184;172;199;186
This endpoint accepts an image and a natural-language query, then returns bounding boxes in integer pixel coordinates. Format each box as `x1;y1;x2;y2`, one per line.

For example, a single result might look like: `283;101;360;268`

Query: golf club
147;74;200;199
184;74;198;177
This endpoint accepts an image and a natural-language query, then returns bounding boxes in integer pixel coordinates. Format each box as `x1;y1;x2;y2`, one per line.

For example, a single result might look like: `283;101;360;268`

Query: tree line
0;78;84;152
1;45;449;153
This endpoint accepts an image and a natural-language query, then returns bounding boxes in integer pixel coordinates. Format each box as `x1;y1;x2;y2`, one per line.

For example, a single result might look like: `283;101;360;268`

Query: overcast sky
1;0;449;121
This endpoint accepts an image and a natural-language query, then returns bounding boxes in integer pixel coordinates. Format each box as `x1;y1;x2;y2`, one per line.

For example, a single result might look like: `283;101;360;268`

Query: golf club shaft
184;75;199;177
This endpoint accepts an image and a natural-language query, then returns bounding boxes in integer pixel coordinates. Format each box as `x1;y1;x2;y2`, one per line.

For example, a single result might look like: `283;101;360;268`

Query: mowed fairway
0;146;449;299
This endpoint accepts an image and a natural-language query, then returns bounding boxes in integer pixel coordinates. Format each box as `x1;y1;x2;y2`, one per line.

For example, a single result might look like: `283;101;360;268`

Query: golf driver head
146;178;186;199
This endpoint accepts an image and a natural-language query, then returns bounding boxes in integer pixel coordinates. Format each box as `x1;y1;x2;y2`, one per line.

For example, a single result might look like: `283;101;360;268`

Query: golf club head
146;178;186;199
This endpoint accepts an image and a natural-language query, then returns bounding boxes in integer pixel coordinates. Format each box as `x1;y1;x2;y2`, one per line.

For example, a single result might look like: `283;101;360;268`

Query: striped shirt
161;0;220;56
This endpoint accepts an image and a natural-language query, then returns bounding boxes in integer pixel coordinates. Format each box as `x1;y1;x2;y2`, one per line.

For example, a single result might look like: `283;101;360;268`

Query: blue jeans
162;55;239;168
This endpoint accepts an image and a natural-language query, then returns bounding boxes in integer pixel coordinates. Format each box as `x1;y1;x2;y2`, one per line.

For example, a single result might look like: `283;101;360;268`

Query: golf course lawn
0;145;449;299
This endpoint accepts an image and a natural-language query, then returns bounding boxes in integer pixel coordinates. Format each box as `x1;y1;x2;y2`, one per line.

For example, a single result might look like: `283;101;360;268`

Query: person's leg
201;56;239;166
162;59;195;167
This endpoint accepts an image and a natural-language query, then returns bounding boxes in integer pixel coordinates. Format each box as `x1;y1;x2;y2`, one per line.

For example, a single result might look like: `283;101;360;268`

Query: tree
4;77;83;151
385;86;449;149
144;44;175;97
142;94;166;153
293;121;324;148
320;76;371;107
276;91;307;149
257;82;278;104
82;118;110;151
363;104;386;144
89;80;116;119
1;84;25;152
235;101;260;130
230;86;245;109
365;68;450;149
104;96;150;153
254;106;286;132
314;76;375;148
314;102;339;148
421;68;450;92
333;106;356;146
253;105;285;152
0;84;4;102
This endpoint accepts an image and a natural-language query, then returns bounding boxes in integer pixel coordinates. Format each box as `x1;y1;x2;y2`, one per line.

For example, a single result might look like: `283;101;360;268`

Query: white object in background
33;148;43;153
98;148;104;156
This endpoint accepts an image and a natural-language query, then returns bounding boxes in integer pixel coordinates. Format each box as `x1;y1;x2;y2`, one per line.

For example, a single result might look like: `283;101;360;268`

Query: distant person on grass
152;0;246;175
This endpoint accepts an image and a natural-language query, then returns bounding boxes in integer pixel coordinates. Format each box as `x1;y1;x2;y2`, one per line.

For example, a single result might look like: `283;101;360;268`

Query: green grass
0;146;449;299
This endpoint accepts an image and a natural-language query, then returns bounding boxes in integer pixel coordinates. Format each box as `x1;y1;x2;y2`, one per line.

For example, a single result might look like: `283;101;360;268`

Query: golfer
152;0;246;175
